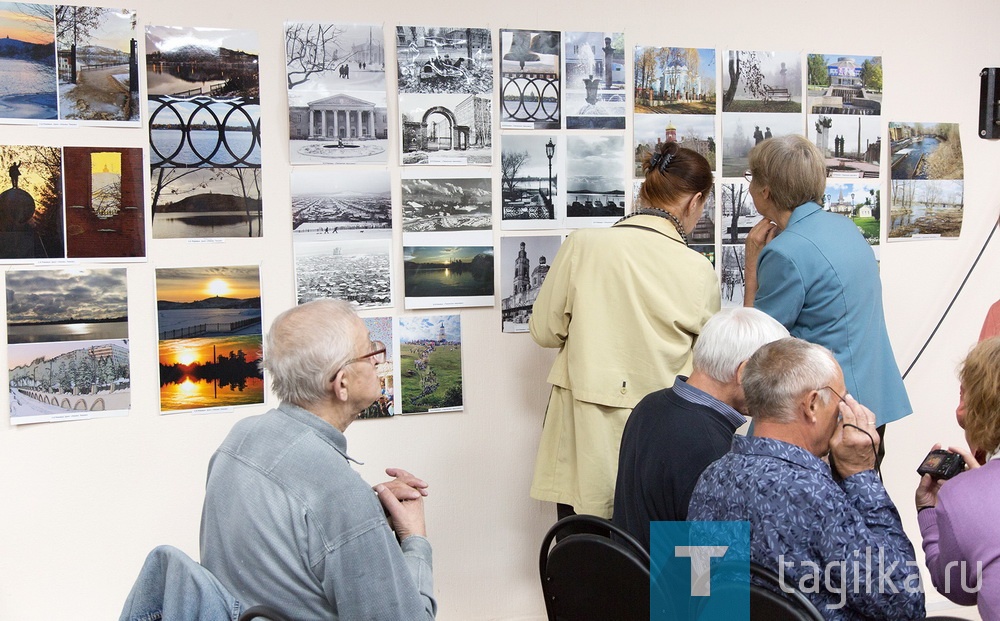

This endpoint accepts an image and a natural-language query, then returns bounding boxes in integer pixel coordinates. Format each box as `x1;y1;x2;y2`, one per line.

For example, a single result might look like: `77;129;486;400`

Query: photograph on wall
396;26;492;95
56;7;140;124
400;93;491;165
402;241;494;309
149;167;261;238
807;54;882;115
720;244;746;308
401;172;491;232
566;134;625;225
398;314;462;414
146;26;260;168
499;29;559;129
809;114;880;178
823;179;881;248
295;238;391;308
291;167;390;239
720;180;762;244
888;122;964;240
722;50;801;113
499;235;561;333
564;31;624;129
64;147;145;258
0;2;57;122
155;265;264;413
721;112;801;178
286;22;387;164
634;114;715;177
501;134;559;229
690;186;716;247
634;46;715;115
0;145;64;261
7;267;130;424
359;315;394;419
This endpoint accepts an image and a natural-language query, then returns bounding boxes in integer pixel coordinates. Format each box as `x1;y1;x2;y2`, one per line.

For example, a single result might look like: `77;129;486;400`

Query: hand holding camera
914;444;980;513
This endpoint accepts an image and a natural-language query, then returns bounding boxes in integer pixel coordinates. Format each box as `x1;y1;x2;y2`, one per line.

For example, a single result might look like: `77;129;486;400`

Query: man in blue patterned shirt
689;338;924;620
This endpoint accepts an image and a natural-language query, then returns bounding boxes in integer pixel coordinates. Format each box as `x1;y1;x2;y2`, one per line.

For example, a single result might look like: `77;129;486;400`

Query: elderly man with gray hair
612;307;788;550
200;299;437;620
689;337;924;620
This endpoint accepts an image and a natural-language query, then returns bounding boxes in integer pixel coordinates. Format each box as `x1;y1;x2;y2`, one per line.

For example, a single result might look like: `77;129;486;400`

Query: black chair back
539;514;652;621
693;560;825;621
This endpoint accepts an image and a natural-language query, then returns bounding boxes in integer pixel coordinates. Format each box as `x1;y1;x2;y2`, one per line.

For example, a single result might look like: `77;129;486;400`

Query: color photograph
721;112;801;177
501;134;559;226
398;314;462;414
286;22;387;165
64;147;145;258
566;134;625;221
0;2;57;121
807;54;882;115
499;235;561;332
722;49;801;113
634;46;715;115
156;265;263;413
358;315;394;419
500;29;559;129
146;26;260;168
56;7;139;123
400;92;491;165
823;179;881;246
150;167;261;238
634;114;715;176
890;179;964;240
0;144;64;260
809;114;881;178
291;167;390;240
889;122;963;180
402;244;494;309
401;175;491;232
295;237;392;308
564;31;625;129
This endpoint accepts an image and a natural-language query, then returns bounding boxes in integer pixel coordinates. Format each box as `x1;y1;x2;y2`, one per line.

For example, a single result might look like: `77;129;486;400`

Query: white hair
260;298;360;406
693;308;790;383
742;338;839;423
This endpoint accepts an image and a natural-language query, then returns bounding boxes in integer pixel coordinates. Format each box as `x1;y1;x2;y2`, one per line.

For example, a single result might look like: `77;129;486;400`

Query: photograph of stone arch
722;49;802;113
6;266;130;424
401;92;491;164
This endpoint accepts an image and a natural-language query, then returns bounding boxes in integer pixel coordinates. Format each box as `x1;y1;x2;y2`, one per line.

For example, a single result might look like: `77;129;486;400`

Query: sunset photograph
158;334;263;412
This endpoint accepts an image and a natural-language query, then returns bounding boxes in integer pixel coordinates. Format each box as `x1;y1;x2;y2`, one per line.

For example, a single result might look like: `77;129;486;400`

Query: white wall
1;0;999;619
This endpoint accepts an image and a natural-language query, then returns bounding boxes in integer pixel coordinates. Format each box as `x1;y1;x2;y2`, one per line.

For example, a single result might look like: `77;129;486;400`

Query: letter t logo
675;546;729;596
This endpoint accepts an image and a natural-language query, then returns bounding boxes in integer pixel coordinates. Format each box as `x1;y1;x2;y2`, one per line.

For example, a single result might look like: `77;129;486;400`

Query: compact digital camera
916;449;966;480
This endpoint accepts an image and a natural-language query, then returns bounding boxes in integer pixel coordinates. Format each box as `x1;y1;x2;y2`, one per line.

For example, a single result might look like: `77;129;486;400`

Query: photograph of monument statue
721;112;801;177
564;31;625;129
807;54;882;115
56;7;140;124
722;49;802;113
0;144;63;261
809;113;881;178
634;46;715;115
0;2;57;121
398;314;463;415
500;28;560;129
285;22;388;164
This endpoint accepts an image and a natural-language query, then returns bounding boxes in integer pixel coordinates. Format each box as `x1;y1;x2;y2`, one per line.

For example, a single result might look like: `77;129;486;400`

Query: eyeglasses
344;340;387;367
744;170;753;183
820;385;848;421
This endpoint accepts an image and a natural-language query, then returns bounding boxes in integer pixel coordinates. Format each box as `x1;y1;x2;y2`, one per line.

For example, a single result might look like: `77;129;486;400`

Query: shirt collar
277;401;362;464
673;375;746;428
732;434;831;475
613;213;685;243
786;201;822;227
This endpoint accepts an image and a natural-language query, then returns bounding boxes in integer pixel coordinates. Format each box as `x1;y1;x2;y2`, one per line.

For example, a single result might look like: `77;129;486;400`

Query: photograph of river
500;29;560;130
150;167;262;238
889;122;963;240
402;245;494;309
0;3;57;121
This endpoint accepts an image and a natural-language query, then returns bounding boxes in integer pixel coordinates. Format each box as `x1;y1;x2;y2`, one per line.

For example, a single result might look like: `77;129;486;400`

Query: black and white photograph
720;244;746;308
396;26;491;95
290;167;390;241
146;26;261;168
722;112;801;178
566;134;626;224
400;92;491;165
499;235;561;332
809;114;881;178
401;173;491;232
720;181;762;244
807;54;882;115
634;46;716;115
150;167;262;239
722;49;802;113
634;114;715;177
286;22;387;165
501;134;559;228
295;237;392;308
57;6;140;124
500;29;560;129
402;244;494;309
564;31;625;129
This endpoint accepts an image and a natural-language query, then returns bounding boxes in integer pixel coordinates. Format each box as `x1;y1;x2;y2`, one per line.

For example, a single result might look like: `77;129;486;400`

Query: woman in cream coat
529;141;720;519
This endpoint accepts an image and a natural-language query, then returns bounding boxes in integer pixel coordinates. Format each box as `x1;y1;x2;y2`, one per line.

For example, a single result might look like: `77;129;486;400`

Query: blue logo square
650;521;750;620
